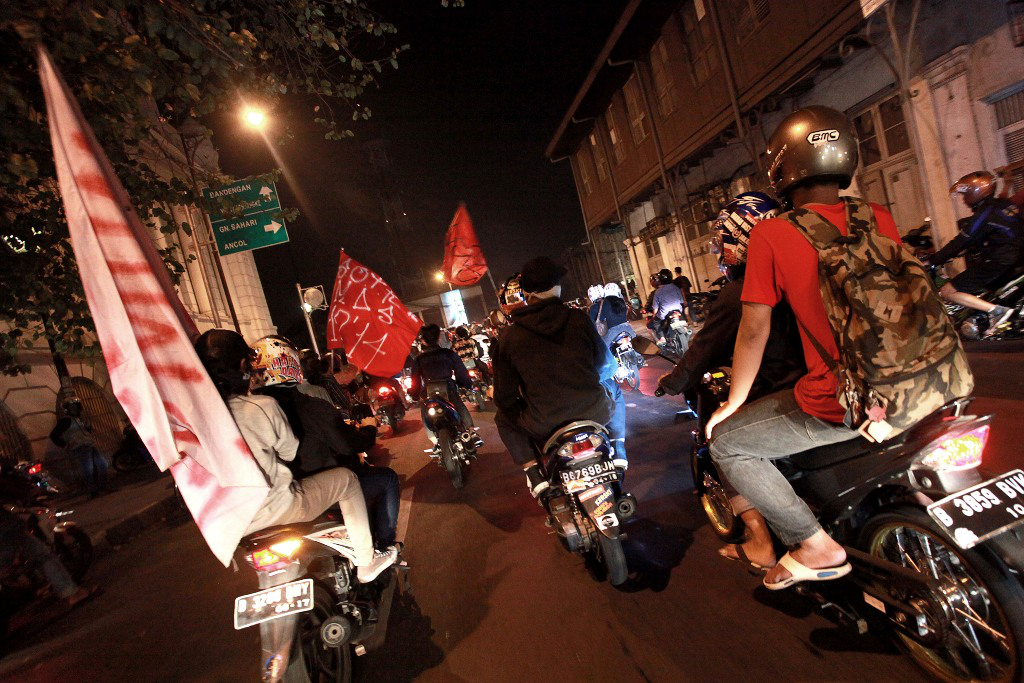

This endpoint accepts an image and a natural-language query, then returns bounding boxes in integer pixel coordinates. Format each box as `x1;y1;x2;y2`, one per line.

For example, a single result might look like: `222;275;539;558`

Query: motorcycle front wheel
438;430;464;490
692;451;744;544
597;533;628;586
55;526;93;583
286;585;352;683
862;507;1024;683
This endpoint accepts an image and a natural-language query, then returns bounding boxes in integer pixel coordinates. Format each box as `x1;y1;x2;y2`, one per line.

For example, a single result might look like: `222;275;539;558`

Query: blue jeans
357;467;399;549
75;446;108;496
602;379;626;462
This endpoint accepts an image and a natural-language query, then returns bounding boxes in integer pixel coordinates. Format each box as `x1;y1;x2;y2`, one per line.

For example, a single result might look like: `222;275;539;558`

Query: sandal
719;543;773;574
763;552;852;591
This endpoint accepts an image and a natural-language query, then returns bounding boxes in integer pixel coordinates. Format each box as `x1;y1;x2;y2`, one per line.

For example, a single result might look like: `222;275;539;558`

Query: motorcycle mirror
631;336;661;356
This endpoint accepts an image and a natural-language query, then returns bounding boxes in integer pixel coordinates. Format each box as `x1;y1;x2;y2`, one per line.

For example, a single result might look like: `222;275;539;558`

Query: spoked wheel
863;508;1024;682
55;526;93;583
291;585;352;683
693;455;744;543
438;430;464;490
597;533;628;586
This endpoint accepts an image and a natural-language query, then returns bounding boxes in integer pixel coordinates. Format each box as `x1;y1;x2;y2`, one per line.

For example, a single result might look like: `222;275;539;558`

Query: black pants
495;411;546;466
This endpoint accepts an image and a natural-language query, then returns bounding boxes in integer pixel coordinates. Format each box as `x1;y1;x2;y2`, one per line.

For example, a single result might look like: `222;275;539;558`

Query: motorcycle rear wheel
438;430;464;490
861;507;1024;683
287;585;352;683
693;454;744;544
597;534;628;586
55;526;93;583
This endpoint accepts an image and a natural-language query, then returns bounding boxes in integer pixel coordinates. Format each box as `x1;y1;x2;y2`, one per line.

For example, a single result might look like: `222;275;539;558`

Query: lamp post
435;270;452;291
296;284;327;355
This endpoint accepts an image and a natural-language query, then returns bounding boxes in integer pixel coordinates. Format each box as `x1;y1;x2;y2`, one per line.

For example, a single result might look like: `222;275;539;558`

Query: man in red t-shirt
705;106;904;590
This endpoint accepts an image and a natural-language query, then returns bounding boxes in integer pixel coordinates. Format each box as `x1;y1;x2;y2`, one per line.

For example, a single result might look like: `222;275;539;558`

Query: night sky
210;1;624;340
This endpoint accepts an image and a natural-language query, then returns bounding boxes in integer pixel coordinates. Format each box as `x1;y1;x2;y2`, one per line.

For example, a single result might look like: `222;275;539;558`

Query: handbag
594;299;608;337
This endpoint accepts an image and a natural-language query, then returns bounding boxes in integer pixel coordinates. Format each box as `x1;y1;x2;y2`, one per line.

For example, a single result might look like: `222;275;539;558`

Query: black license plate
927;469;1024;549
234;578;314;630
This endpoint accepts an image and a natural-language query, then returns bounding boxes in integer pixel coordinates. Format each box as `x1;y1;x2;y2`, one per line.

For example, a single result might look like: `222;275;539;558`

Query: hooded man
493;256;619;498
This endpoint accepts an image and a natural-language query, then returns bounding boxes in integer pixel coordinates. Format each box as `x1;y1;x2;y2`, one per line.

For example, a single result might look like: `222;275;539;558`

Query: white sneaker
357;545;399;583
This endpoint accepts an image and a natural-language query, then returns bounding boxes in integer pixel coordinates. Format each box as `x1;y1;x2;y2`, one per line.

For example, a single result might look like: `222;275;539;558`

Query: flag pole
486;269;500;306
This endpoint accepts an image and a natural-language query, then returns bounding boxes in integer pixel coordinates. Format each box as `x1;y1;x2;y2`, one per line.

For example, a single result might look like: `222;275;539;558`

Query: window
605;108;627;164
649;38;676;118
643;236;662;259
994;90;1024;193
854;94;911;168
589;132;608;181
1010;0;1024;47
730;0;770;43
622;76;649;145
575;149;593;196
679;0;719;84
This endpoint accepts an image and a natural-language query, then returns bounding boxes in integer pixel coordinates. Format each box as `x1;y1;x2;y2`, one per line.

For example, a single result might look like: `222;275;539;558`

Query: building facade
547;0;1024;300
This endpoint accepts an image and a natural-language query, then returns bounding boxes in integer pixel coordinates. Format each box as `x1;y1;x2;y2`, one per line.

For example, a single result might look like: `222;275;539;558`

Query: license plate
233;578;314;630
927;469;1024;549
670;321;688;331
561;459;614;485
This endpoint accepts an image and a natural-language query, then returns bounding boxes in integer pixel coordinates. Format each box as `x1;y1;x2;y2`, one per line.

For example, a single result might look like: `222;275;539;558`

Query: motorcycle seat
787;434;893;471
238;506;345;549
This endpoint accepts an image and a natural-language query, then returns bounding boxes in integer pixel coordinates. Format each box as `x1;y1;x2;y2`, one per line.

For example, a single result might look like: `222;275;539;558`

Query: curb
93;493;183;557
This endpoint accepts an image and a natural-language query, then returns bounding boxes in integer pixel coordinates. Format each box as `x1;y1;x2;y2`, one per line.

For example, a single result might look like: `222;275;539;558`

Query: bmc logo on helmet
807;129;840;146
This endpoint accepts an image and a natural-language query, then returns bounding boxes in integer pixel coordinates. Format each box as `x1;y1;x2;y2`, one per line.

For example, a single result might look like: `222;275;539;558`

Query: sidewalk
58;468;181;553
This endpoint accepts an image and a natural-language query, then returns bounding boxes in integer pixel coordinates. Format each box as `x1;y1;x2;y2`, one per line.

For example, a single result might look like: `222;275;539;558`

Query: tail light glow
377;386;392;397
247;538;302;572
28;463;42;475
402;377;413;389
919;425;989;471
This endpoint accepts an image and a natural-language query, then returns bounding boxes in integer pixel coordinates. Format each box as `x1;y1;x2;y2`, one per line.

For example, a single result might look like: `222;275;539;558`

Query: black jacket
660;278;805;399
933;198;1023;267
493;297;613;434
589;296;629;328
409;346;471;400
261;387;377;475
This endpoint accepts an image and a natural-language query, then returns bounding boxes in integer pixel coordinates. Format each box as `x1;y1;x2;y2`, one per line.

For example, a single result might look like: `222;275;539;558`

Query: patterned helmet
766;106;858;197
711;191;780;277
587;285;605;303
950;171;996;208
250;335;303;388
498;274;527;316
603;282;622;299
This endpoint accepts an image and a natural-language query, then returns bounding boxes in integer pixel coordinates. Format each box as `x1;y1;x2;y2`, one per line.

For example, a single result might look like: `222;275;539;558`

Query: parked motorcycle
610;332;640;391
637;336;1024;682
687;278;724;323
533;421;635;586
422;381;478;489
235;507;407;683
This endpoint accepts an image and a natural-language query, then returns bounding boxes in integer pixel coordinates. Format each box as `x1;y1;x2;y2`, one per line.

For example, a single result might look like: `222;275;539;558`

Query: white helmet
587;285;605;303
603;282;622;299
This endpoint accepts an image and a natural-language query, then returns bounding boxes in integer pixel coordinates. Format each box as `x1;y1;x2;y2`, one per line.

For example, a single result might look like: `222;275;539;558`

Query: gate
66;377;122;453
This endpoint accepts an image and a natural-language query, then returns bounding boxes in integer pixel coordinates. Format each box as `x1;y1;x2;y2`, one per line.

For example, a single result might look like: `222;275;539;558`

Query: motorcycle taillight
919;425;989;472
27;463;42;475
377;386;392;397
246;539;302;572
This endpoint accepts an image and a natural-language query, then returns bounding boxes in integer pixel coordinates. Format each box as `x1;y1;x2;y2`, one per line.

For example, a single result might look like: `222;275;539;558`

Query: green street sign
202;178;288;256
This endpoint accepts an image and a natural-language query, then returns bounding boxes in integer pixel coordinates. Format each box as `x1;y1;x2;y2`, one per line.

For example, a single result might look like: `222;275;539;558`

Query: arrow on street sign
265;220;282;234
203;178;289;256
259;186;272;199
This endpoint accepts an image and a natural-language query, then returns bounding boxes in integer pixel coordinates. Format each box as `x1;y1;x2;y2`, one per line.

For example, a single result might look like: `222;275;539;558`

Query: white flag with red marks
36;46;269;566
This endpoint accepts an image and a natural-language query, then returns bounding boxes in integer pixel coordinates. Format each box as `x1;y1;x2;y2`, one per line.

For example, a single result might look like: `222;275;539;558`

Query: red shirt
741;201;902;422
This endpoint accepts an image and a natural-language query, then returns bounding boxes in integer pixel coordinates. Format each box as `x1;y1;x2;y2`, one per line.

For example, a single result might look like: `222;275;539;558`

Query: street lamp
243;108;267;129
434;271;444;282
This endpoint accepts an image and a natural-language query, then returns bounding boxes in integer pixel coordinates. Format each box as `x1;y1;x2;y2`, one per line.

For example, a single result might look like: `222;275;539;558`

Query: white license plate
927;469;1024;549
561;459;614;485
233;578;314;630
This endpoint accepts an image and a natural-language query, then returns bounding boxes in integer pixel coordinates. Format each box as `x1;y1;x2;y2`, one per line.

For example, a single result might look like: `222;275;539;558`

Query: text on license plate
927;469;1024;550
562;460;614;483
234;578;314;630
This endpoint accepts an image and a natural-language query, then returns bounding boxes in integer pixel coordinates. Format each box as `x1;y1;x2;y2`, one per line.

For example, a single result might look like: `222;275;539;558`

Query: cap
519;256;567;293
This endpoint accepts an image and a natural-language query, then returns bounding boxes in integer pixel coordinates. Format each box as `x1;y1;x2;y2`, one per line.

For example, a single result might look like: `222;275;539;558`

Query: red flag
37;46;269;566
326;251;420;376
442;202;488;286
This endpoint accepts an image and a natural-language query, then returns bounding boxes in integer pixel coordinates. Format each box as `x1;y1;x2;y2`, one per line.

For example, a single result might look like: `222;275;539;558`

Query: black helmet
657;268;673;285
766;105;858;197
195;329;253;398
455;326;470;339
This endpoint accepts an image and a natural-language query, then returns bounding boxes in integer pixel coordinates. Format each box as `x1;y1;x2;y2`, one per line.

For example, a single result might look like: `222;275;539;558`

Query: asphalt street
1;348;1021;682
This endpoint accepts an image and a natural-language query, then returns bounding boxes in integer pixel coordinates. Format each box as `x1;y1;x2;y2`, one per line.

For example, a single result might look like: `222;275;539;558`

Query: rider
194;329;397;582
657;191;805;567
493;257;620;499
453;326;490;386
250;336;400;550
409;324;481;450
704;106;906;588
650;268;686;345
931;171;1022;335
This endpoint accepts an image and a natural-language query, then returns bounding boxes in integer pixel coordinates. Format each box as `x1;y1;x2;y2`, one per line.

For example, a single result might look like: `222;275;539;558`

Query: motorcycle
370;380;406;435
637;336;1024;682
687;278;724;323
422;381;478;489
533;421;635;586
234;507;407;683
610;332;640;391
463;366;490;411
931;263;1024;341
662;310;692;357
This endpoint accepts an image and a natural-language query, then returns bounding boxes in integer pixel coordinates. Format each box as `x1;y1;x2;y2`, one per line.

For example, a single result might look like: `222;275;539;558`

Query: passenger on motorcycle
704;106;907;588
409;324;481;450
658;191;806;567
453;326;490;386
194;329;397;583
931;171;1022;335
493;257;622;498
650;268;685;345
299;348;352;415
250;337;401;551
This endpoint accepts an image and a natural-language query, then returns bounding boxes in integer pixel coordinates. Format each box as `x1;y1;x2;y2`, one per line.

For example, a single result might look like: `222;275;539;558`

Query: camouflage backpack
783;197;974;439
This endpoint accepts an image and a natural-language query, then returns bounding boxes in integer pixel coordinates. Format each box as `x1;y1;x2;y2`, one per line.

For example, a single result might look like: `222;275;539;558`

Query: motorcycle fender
256;564;305;683
577;485;621;539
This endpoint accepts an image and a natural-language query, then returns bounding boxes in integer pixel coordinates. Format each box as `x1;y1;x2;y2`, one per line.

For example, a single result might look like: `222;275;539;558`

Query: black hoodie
493;297;613;435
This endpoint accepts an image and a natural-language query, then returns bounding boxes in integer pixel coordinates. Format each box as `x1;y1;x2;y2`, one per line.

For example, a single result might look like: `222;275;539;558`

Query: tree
0;0;419;375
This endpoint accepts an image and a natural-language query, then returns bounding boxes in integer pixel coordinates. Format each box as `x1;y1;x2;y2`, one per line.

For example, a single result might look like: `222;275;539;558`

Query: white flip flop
763;551;852;591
